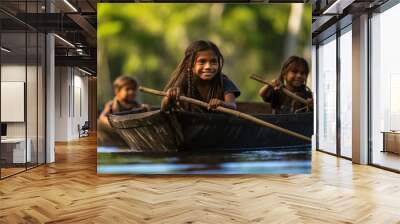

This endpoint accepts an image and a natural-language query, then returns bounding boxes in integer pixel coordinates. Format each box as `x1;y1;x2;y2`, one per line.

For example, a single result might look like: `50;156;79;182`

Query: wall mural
97;3;313;174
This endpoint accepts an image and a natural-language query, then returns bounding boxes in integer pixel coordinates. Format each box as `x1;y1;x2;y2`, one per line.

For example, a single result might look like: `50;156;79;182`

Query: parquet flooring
1;167;26;178
1;135;400;223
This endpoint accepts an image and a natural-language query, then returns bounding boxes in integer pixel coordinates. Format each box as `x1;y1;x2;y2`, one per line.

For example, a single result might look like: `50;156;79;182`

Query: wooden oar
250;74;310;105
139;86;311;142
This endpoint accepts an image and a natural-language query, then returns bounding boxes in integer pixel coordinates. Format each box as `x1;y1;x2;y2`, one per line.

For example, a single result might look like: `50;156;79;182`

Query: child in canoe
161;40;240;112
98;76;151;147
99;75;150;126
259;56;313;114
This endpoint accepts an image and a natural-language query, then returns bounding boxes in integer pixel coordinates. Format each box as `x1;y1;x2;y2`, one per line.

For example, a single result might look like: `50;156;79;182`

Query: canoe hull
177;111;312;150
109;104;313;152
108;110;182;152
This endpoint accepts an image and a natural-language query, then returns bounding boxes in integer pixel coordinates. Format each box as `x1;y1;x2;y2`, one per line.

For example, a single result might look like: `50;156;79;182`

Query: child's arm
160;97;170;111
208;92;237;110
259;85;271;99
141;103;151;111
160;87;181;112
306;98;313;111
259;79;282;102
99;102;112;126
305;89;314;110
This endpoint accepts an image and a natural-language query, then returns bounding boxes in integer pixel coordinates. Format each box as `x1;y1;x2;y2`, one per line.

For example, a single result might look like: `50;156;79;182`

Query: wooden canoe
108;102;313;152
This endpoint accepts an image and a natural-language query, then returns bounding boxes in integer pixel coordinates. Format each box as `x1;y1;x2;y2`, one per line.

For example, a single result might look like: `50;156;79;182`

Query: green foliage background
98;3;311;108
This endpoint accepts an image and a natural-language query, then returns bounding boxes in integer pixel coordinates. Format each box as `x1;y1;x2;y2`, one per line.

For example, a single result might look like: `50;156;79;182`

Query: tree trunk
284;4;304;59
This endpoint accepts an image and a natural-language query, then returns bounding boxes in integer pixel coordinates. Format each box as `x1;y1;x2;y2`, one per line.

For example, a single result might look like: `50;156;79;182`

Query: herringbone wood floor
1;135;400;224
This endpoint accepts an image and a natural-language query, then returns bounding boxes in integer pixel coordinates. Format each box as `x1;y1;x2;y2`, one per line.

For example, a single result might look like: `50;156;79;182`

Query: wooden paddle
139;86;311;142
250;74;310;105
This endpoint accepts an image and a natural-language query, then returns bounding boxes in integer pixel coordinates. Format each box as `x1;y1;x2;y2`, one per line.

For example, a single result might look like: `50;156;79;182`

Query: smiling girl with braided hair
161;40;240;112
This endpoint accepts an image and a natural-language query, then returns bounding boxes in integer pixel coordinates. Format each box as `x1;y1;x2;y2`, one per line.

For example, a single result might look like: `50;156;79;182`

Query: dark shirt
222;75;241;98
261;85;312;114
180;75;241;112
103;98;141;115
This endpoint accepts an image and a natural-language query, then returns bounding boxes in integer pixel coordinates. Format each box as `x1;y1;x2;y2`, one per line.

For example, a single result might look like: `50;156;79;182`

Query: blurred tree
97;3;312;108
97;44;113;108
284;4;304;59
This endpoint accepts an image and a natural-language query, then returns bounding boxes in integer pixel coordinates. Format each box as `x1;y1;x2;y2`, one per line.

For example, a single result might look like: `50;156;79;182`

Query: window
370;3;400;171
339;27;352;158
317;35;337;154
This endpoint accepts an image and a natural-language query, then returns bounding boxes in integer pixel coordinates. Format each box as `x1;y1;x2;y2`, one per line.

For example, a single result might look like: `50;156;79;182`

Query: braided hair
164;40;225;102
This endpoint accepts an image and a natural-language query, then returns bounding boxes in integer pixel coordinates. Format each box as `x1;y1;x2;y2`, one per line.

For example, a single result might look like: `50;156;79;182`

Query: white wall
55;67;69;141
54;67;89;141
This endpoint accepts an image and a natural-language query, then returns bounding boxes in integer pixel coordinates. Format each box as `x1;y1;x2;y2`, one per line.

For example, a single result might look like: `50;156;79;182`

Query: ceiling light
54;34;75;48
323;0;341;15
1;47;11;53
322;0;354;15
63;0;78;12
78;67;93;76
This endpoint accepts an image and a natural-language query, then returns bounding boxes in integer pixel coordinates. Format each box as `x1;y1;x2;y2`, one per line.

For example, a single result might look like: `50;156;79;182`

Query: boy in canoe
98;76;150;147
99;76;150;126
161;40;241;112
259;56;313;114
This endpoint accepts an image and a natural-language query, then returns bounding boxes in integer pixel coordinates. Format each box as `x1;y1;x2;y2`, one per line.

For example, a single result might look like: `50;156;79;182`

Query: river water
97;145;311;174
